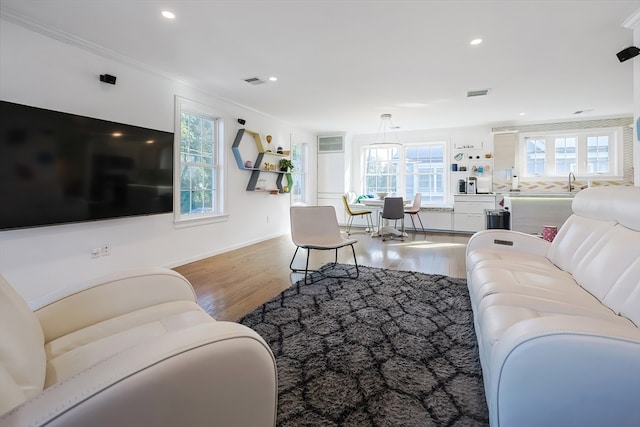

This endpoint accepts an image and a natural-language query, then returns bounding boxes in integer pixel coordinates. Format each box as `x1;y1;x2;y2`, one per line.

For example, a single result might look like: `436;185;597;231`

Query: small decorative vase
244;160;253;168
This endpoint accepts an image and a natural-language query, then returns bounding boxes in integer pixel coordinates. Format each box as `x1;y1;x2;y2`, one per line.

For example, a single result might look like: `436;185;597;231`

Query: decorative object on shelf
237;118;246;125
232;128;291;194
277;146;283;154
270;189;280;195
244;160;253;168
266;135;272;151
451;163;458;171
373;113;402;146
279;158;294;172
485;153;492;158
454;153;464;161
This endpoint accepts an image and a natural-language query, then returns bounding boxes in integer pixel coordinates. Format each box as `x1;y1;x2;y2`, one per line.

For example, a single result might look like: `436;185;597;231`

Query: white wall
623;9;640;185
0;19;315;304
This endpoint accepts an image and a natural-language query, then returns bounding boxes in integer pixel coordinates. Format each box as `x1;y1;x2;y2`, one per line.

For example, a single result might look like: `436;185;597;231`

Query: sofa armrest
35;268;197;342
466;229;550;259
0;322;278;427
488;316;640;427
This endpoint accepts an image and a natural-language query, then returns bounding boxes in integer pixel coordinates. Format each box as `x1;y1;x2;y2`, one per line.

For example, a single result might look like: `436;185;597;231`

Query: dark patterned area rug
239;264;488;427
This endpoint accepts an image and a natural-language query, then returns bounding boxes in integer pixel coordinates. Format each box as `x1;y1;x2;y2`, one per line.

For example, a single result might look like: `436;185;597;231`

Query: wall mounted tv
0;100;174;230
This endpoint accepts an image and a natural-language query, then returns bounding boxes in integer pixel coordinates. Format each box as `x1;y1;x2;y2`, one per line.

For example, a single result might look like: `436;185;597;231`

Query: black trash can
485;209;510;230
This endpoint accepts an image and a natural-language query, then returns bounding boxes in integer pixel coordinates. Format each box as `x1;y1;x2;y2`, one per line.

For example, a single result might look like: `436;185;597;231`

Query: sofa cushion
44;300;212;387
0;275;46;414
476;293;636;363
571;224;640;325
467;251;573;306
571;185;640;231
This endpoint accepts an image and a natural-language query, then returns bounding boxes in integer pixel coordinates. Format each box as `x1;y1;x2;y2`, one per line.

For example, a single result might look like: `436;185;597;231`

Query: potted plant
279;158;294;172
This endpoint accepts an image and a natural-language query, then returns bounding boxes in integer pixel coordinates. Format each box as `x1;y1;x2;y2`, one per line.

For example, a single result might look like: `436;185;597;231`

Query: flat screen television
0;100;174;230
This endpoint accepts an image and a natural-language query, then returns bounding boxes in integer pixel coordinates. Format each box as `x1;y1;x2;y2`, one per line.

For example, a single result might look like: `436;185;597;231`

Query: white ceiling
1;0;639;134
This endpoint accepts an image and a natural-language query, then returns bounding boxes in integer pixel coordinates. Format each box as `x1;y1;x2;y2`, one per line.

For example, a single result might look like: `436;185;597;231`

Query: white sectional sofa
0;268;277;427
465;186;640;427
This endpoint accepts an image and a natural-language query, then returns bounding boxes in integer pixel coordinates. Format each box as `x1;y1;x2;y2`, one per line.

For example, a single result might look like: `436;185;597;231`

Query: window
520;128;621;178
405;145;445;202
362;142;446;203
290;143;307;204
364;146;400;194
174;97;225;224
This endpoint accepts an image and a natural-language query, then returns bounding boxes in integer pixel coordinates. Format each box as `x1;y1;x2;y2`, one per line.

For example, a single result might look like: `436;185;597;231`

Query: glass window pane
554;136;576;174
587;135;609;174
525;138;545;175
178;106;219;219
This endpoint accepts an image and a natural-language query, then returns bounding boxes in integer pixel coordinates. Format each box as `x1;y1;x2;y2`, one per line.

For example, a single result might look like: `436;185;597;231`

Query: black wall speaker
99;74;117;85
616;46;640;63
237;118;246;125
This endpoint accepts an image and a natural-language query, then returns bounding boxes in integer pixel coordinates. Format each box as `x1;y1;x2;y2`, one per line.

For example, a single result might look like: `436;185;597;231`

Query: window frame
290;142;308;205
361;141;448;205
518;127;623;179
173;96;227;227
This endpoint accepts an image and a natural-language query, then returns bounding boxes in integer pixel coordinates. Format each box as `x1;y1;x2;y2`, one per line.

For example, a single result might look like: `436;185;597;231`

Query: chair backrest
290;205;342;246
410;193;422;210
341;195;354;216
0;275;47;414
381;197;404;220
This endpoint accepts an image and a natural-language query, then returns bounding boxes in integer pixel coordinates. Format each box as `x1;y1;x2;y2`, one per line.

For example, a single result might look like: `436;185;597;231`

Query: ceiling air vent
244;77;265;85
467;88;491;97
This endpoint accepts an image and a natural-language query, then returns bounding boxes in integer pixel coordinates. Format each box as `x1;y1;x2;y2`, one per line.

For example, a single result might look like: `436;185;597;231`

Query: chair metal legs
407;212;425;233
345;213;374;235
289;244;360;284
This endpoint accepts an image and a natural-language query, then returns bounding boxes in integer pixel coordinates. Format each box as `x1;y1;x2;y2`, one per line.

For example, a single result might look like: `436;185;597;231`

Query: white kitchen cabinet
453;194;497;232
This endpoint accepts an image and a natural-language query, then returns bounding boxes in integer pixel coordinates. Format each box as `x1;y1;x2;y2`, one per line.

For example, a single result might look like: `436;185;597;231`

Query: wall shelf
232;128;292;193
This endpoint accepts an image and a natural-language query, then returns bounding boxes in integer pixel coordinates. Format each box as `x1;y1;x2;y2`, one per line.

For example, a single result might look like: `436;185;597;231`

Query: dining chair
289;206;359;284
378;197;405;241
404;193;425;233
342;194;373;235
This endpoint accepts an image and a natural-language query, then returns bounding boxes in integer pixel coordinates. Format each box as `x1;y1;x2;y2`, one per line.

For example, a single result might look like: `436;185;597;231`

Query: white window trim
518;127;623;180
361;141;449;205
173;96;228;227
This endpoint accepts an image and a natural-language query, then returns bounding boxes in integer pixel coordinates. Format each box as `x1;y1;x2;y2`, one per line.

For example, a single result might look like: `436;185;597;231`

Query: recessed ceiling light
112;132;122;137
162;11;175;19
470;38;483;45
519;112;526;116
269;76;278;82
146;140;155;144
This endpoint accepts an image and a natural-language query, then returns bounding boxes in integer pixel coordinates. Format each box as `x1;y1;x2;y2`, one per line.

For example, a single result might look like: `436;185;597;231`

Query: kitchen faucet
568;172;576;192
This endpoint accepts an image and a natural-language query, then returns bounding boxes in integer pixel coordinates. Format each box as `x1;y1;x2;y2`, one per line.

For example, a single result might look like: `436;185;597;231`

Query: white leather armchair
0;268;277;427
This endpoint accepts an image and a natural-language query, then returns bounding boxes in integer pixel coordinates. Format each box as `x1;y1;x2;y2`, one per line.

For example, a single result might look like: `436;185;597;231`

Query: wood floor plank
174;230;470;321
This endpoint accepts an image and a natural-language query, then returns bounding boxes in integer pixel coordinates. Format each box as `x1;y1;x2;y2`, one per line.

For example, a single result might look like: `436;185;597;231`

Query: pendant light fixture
373;113;402;146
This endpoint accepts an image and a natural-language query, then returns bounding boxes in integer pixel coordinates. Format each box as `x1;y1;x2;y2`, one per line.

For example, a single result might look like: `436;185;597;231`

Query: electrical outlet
91;247;101;259
102;244;110;256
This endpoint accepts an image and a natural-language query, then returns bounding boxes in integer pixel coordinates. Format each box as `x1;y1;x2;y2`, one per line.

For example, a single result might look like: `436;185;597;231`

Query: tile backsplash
491;117;634;193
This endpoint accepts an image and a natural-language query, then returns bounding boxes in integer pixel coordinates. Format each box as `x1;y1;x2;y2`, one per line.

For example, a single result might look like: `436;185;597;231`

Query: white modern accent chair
0;268;277;427
289;205;359;284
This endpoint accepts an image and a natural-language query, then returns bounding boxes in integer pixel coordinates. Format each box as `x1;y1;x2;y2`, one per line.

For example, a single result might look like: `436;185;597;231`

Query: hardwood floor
174;229;470;322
